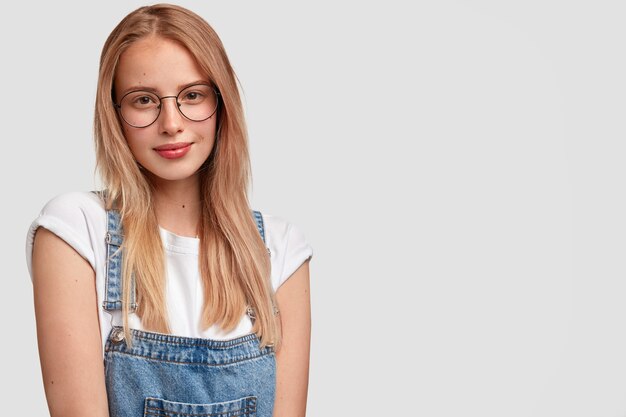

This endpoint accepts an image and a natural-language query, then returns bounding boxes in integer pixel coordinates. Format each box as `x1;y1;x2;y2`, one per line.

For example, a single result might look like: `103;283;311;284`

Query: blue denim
102;209;276;417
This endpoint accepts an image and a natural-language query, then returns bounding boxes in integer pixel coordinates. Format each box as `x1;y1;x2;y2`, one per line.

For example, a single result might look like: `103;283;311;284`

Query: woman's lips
154;142;192;159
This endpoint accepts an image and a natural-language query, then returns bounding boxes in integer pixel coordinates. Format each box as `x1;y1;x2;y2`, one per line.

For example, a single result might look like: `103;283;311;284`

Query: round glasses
114;83;220;128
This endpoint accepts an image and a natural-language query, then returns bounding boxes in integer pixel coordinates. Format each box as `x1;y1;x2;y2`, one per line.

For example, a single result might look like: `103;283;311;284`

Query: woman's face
114;36;217;182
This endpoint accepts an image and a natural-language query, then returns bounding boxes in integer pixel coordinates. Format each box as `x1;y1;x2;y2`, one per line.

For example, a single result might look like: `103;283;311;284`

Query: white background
2;0;626;415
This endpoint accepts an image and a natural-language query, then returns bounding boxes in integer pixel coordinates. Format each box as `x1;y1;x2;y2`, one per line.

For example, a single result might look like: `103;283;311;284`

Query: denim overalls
102;209;276;417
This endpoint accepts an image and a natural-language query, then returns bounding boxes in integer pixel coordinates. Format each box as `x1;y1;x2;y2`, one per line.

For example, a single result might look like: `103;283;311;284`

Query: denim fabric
102;211;137;312
103;209;276;417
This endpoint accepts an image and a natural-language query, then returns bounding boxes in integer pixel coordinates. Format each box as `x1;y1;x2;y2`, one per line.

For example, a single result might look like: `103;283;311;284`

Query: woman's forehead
115;37;207;95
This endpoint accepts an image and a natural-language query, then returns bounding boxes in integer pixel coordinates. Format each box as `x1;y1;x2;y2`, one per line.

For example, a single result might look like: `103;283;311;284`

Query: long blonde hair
94;4;279;348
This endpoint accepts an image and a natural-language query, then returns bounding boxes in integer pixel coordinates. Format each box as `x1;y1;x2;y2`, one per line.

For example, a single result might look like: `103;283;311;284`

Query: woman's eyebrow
177;80;209;90
120;80;209;96
119;85;159;96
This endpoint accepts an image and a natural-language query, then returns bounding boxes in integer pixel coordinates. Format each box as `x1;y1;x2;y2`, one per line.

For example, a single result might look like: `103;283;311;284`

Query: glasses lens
177;84;218;121
119;91;161;127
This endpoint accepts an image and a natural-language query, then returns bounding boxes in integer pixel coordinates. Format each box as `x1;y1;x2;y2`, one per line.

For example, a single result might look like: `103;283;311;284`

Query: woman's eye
125;94;157;108
184;92;204;101
136;96;154;105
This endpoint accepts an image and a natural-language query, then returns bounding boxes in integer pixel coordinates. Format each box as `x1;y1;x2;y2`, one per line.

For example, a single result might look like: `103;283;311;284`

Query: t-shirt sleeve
265;214;313;291
25;192;97;280
280;222;313;287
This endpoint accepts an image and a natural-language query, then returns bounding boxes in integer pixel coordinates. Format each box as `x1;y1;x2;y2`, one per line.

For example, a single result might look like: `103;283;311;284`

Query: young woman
25;4;313;417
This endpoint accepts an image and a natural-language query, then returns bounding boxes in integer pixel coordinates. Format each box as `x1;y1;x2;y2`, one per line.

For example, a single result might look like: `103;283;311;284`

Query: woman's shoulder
39;190;105;214
258;211;314;290
31;191;107;232
25;191;107;279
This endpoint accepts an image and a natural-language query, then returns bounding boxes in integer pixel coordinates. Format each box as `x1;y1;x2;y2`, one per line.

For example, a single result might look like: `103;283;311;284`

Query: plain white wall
3;0;626;415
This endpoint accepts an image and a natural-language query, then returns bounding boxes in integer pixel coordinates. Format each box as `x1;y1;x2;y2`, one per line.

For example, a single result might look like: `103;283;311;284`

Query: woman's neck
150;174;204;238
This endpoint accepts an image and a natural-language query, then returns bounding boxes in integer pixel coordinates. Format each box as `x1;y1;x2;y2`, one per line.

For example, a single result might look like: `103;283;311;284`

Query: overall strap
252;210;272;256
252;210;265;243
248;210;278;320
102;210;138;312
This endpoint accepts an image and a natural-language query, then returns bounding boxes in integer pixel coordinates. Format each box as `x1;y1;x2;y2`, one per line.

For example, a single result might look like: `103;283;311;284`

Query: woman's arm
32;227;110;417
272;259;312;417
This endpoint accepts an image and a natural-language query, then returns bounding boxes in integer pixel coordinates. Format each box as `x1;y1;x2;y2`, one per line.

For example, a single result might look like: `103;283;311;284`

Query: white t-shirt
25;191;313;356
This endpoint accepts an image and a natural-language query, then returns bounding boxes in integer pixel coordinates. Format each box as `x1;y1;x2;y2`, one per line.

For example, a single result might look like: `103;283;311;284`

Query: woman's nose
158;96;184;135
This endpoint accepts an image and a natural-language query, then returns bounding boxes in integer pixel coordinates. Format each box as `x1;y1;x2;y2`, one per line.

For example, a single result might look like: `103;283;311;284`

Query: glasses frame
113;83;221;128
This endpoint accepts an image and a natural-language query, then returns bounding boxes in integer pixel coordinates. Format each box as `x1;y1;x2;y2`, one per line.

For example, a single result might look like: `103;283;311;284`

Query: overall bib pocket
143;395;257;417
